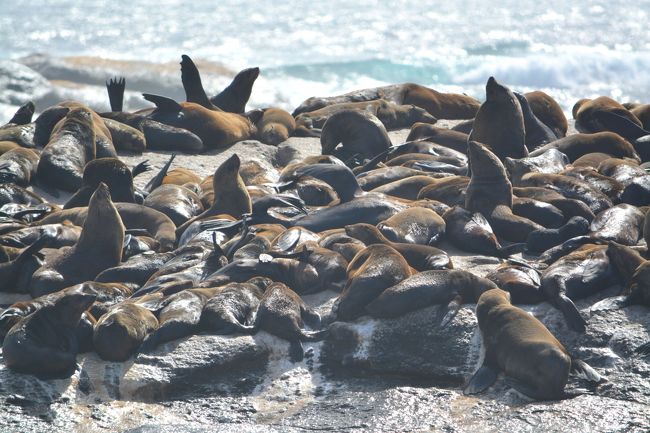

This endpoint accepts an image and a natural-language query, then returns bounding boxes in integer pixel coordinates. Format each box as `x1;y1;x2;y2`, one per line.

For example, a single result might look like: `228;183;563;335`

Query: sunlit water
2;0;650;111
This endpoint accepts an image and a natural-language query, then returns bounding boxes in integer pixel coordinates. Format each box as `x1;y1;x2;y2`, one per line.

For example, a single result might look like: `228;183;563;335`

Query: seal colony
1;54;649;407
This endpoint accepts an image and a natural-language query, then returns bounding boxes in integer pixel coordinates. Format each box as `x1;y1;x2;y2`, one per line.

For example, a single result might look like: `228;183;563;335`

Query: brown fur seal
377;207;445;245
0;147;39;186
529;132;639;162
3;101;35;126
573;96;647;142
512;187;595;222
292;83;480;119
417;176;469;206
320;109;391;160
37;107;96;192
464;288;600;400
514;92;557;150
333;244;412;322
252;282;325;362
504;149;569;184
0;233;52;293
256;107;296;145
93;300;159;361
162;167;202;186
143;184;204;226
199;281;266;334
365;269;497;323
2;289;96;378
296;99;436;131
59;101;116;158
176;154;252;237
469;77;527;161
525;90;568;137
357;166;426;191
630;104;650;130
590;204;644;245
442;206;515;257
405;123;470;154
485;264;545;304
344;223;452;271
102;117;146;153
29;183;125;297
143;94;258;148
64;158;139;209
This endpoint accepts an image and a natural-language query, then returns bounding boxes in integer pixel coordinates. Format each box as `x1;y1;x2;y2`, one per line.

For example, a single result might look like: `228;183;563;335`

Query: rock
322;305;479;383
0;61;51;107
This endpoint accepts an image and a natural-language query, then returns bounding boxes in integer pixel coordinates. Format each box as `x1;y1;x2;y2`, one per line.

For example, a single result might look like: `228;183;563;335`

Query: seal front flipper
144;154;175;194
439;295;462;328
570;359;601;382
464;364;498;395
106;77;126;112
180;54;215;110
131;160;152;179
555;294;587;332
142;94;183;113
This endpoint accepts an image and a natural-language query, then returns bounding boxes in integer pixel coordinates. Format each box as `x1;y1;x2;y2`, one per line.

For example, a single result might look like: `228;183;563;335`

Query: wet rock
322;305;479;383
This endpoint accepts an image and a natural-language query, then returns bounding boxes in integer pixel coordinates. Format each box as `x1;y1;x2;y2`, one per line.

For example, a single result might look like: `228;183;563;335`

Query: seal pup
253;282;325;362
29;183;125;297
320;110;392;161
464;288;600;400
2;289;96;378
469;77;527;161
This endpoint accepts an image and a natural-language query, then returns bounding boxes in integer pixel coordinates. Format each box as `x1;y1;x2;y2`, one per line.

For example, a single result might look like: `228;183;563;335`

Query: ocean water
2;0;650;112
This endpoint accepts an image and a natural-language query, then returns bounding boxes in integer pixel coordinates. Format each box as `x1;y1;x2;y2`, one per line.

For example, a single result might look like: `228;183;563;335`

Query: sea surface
2;0;650;112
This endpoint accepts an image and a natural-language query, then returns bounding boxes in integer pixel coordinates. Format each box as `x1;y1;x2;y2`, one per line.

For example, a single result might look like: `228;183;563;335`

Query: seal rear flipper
570;359;601;382
555;295;587;333
180;55;215;110
131;160;152;178
289;339;305;362
142;94;183;113
144;153;175;193
592;110;650;141
635;341;650;356
464;364;498;395
8;101;35;125
439;295;462;328
106;77;126;112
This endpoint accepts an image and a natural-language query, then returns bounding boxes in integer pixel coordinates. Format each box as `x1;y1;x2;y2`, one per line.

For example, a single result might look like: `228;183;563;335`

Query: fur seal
512;186;595;222
525;90;567;137
199;281;266;334
469;77;527;161
377;207;445;245
514;92;557;150
504;149;569;184
529;132;639;162
292;83;480;119
344;223;452;271
37;106;96;192
176;154;252;237
0;147;39;187
573;96;648;143
296;99;436;131
540;244;614;332
405;123;470;154
4;101;35;126
417;176;469;207
332;244;412;322
28;183;125;297
512;197;564;228
2;289;96;378
0;233;51;293
256;107;296;145
465;141;541;242
143;184;204;226
93;301;159;361
485;264;545;304
64;158;140;209
464;288;600;400
365;269;497;323
320;110;392;161
561;166;624;201
143;93;258;148
590;203;644;245
102;117;146;153
442;206;516;257
526;216;590;253
357;166;426;191
252;282;325;362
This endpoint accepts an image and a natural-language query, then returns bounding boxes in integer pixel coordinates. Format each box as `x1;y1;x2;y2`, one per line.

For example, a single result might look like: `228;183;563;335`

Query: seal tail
106;77;126;112
571;359;601;382
555;295;587;333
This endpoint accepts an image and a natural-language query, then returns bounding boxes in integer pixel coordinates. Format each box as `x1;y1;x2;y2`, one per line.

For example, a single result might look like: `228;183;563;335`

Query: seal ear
142;94;183;113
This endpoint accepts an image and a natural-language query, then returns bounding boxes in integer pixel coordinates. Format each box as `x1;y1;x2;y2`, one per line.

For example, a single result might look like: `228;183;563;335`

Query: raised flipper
289;339;305;362
555;294;587;332
592;110;650;141
301;305;322;329
180;54;216;110
570;359;601;382
144;153;175;194
106;77;126;112
131;160;152;178
439;295;462;328
8;101;35;125
142;93;183;113
464;364;498;395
